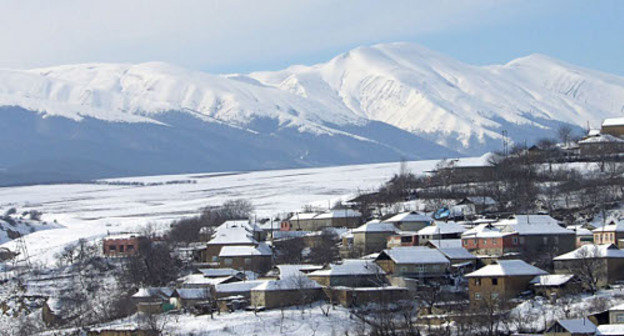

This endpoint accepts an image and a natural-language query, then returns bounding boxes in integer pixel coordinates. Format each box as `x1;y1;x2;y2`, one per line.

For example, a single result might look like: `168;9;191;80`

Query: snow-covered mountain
0;42;623;184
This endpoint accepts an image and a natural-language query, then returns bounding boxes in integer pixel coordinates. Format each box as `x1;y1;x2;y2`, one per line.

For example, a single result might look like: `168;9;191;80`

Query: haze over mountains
1;42;623;185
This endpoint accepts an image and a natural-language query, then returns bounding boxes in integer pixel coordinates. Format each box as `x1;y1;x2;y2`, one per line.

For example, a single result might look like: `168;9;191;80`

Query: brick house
351;220;398;255
465;259;548;304
102;233;147;257
384;211;433;232
218;243;273;274
494;215;576;258
601;118;624;137
375;246;450;279
461;223;520;257
578;133;624;156
593;221;624;246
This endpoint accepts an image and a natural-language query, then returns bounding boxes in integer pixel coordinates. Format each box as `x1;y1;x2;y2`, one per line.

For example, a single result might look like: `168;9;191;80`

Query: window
492;239;497;245
400;266;408;273
127;245;135;251
482;239;487;245
244;258;251;265
224;258;233;266
463;240;468;246
119;245;125;252
491;278;498;286
474;293;481;300
475;278;481;286
543;237;548;245
512;237;518;244
109;245;116;252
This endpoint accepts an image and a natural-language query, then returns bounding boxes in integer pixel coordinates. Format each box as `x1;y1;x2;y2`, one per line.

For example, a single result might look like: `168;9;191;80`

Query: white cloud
0;0;527;72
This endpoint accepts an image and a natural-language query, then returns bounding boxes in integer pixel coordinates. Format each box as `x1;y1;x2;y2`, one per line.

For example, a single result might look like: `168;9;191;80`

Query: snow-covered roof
132;287;173;299
418;221;466;235
570;226;594;236
461;196;497;206
307;259;385;277
578;133;624;144
603;117;624;127
197;268;243;278
178;274;235;286
315;209;361;219
553;318;596;334
352;220;398;233
466;260;548;278
594;222;624;233
437;247;476;260
288;212;320;221
530;274;575;287
462;223;513;239
441;153;497;169
252;275;321;291
597;324;624;335
609;303;624;311
215;280;268;293
174;288;212;300
276;264;323;278
554;244;624;261
218;243;272;257
208;225;258;245
384;211;432;223
496;215;573;236
427;239;462;249
104;233;142;240
378;246;450;265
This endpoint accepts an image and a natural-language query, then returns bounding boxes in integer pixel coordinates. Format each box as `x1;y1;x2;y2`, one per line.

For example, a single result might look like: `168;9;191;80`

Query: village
5;117;624;336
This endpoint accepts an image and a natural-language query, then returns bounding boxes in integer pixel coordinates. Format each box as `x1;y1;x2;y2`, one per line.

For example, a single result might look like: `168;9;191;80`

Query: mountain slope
0;42;624;184
251;42;624;153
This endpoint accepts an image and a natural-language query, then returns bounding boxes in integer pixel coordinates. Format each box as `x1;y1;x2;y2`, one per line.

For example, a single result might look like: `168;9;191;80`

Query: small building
171;288;213;311
214;280;269;300
307;259;386;287
569;226;595;247
495;215;576;257
578;133;624;156
375;246;450;279
465;259;548;304
530;274;580;299
544;318;596;336
601;117;624;137
417;221;466;245
553;244;624;288
218;243;273;274
131;287;175;314
313;209;363;229
102;233;147;257
461;223;520;257
250;276;323;309
456;196;498;215
609;303;624;324
351;220;398;255
201;221;261;262
286;212;322;231
384;212;433;232
594;222;624;246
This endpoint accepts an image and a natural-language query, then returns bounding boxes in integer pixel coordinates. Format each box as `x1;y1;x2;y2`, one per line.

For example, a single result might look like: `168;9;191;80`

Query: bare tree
559;245;606;293
307;229;340;265
557;125;573;147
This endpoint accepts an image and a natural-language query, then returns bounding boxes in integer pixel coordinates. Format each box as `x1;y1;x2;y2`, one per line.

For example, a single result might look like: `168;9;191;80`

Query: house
307;259;386;287
218;243;273;274
250;276;323;309
265;264;324;279
171;288;213;311
327;286;409;307
286;212;322;231
386;231;419;248
456;196;498;215
426;239;477;268
131;287;175;313
351;220;398;255
530;274;581;299
432;153;498;182
384;211;433;232
578;133;624;156
201;221;261;262
544;318;596;336
461;223;520;257
313;209;362;229
495;215;576;257
417;221;466;245
609;303;624;324
196;268;246;278
593;222;624;246
601;117;624;137
570;226;595;247
214;280;269;300
102;233;147;257
177;273;242;288
597;324;624;336
465;259;548;304
553;244;624;287
375;246;450;279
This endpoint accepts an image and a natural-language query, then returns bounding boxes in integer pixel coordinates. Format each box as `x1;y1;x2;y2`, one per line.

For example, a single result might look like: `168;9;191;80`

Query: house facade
351;220;398;255
375;246;450;279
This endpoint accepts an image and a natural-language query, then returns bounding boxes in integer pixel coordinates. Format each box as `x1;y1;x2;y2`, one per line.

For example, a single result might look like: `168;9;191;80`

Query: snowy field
0;157;487;265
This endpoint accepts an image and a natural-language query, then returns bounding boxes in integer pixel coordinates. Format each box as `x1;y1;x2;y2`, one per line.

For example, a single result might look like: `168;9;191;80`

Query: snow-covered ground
0;157;462;265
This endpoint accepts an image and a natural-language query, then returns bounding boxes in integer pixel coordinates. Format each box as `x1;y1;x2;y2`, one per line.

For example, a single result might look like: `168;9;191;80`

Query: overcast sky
1;0;622;75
